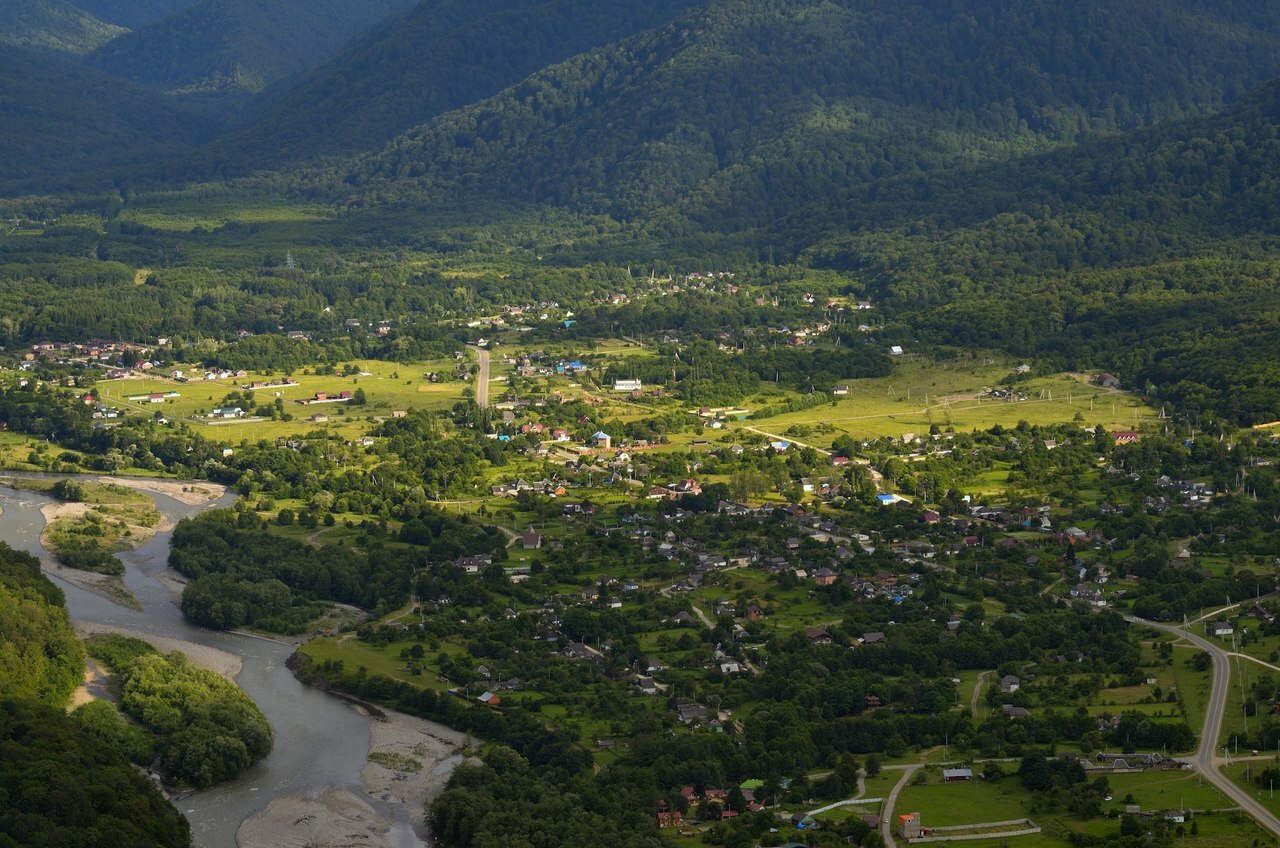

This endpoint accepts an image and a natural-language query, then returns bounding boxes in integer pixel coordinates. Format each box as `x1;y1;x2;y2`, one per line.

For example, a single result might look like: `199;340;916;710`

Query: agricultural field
93;356;466;441
746;358;1156;441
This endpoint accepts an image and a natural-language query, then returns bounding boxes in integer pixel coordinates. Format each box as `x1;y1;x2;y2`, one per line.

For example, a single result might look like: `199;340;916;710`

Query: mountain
0;0;123;54
86;0;416;97
181;0;705;177
782;77;1280;425
331;0;1280;227
0;45;214;194
67;0;200;29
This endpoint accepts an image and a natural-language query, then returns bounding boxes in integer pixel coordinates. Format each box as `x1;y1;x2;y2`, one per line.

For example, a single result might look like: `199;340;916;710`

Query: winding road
1129;615;1280;838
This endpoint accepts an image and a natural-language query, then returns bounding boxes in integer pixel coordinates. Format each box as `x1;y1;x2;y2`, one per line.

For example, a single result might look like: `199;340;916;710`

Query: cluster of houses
26;340;152;366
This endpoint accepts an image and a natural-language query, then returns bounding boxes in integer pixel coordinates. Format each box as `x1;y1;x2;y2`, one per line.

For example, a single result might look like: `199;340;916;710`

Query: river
0;479;425;848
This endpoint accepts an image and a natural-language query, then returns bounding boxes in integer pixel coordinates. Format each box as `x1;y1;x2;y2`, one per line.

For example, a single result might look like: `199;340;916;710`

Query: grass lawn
1170;644;1215;741
895;773;1032;826
1219;654;1263;747
1221;761;1280;820
300;634;458;694
888;769;1270;848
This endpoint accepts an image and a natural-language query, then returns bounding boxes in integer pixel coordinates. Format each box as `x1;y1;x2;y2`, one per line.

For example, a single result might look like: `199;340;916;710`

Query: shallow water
0;478;423;848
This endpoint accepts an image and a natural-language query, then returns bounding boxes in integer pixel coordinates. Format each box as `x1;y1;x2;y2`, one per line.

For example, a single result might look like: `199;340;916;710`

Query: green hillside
332;0;1280;222
0;45;214;194
0;0;123;54
791;79;1280;425
86;0;416;96
182;0;704;176
69;0;199;28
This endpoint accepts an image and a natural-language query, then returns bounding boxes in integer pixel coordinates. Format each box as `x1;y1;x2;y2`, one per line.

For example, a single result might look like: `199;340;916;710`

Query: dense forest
0;544;191;846
86;634;272;788
171;503;507;632
85;0;416;98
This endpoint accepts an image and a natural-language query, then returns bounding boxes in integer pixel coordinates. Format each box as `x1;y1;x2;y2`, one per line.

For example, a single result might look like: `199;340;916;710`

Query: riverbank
235;707;469;848
99;477;227;506
362;709;470;838
73;621;244;680
40;551;141;609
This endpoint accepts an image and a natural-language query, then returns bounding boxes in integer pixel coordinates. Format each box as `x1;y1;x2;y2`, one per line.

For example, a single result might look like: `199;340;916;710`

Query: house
999;675;1021;693
656;810;683;829
676;702;710;723
832;385;850;396
744;604;763;622
889;345;904;356
812;567;838;586
1209;620;1234;638
456;554;493;574
613;379;643;392
564;642;604;663
1069;584;1106;606
860;631;886;645
1112;431;1141;445
476;691;501;707
593;431;612;449
942;768;973;782
1095;373;1121;389
1001;704;1031;719
522;526;542;549
804;626;834;645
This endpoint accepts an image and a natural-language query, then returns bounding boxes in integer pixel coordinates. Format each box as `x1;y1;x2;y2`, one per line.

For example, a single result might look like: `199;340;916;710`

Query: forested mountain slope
0;46;214;194
183;0;705;177
791;79;1280;425
0;0;122;54
86;0;416;97
69;0;199;28
331;0;1280;223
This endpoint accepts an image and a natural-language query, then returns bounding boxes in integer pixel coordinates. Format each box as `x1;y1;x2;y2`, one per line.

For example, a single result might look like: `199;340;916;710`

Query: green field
895;773;1031;827
885;768;1267;848
744;358;1154;440
118;198;335;234
1169;643;1216;742
94;357;465;442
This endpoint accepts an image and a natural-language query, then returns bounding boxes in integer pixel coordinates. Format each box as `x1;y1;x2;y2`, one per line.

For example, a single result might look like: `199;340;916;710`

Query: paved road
470;345;491;408
880;763;921;848
1129;616;1280;838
